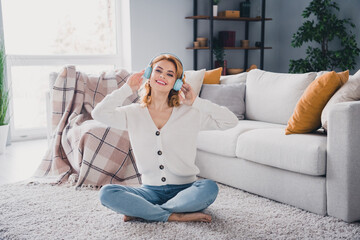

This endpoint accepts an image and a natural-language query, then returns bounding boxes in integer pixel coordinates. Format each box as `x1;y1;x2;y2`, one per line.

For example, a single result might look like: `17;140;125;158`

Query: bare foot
168;212;212;222
123;215;138;222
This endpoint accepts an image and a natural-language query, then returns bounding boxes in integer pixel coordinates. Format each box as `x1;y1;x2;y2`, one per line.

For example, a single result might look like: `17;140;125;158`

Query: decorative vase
0;124;9;154
241;39;249;48
215;60;227;75
196;37;208;47
213;5;218;17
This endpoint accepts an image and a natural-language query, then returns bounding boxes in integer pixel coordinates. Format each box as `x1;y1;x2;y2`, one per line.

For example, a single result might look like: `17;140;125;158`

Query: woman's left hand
179;83;196;106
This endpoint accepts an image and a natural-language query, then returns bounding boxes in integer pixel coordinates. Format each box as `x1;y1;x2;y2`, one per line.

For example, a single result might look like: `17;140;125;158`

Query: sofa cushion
184;69;205;96
199;83;246;120
321;69;360;130
245;69;316;125
203;67;222;84
286;70;349;135
197;120;285;157
236;128;327;176
220;72;247;84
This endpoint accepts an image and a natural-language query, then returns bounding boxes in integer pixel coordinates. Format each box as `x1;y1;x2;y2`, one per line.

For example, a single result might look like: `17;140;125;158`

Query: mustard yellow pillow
285;70;349;135
203;67;222;84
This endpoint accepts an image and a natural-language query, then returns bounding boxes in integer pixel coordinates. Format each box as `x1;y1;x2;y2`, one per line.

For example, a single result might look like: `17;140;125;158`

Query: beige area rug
0;182;359;240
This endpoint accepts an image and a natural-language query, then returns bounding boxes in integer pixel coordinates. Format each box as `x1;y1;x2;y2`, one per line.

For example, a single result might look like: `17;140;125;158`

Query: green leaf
0;41;9;125
289;0;359;73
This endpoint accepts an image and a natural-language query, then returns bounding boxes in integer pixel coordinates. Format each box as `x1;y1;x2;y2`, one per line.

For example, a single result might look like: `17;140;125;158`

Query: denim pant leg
99;184;172;222
160;179;219;213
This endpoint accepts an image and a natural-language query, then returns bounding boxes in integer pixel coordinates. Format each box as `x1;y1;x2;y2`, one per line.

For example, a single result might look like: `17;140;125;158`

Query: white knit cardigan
92;83;238;186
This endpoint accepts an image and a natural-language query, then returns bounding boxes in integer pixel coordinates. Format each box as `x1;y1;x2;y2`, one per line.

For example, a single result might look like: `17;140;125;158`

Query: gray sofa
196;69;360;223
48;68;360;222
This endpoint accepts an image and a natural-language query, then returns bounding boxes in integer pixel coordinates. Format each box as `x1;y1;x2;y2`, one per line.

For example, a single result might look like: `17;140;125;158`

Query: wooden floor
0;139;47;185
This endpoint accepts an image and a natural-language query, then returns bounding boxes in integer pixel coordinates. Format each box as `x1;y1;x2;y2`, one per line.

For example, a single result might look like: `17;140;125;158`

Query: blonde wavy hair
140;54;185;108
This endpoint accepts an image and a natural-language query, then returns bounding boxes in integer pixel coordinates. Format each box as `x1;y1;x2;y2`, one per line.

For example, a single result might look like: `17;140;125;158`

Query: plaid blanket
33;66;142;188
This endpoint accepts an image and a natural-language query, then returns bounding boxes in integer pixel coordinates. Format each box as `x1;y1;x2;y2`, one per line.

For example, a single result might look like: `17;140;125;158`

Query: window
1;0;131;141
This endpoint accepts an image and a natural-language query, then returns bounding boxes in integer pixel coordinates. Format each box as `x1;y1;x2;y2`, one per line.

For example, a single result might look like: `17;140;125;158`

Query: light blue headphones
143;53;184;91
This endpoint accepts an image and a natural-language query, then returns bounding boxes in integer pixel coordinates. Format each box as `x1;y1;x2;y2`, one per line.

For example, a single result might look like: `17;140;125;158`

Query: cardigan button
156;131;160;136
161;177;166;182
159;165;164;170
157;150;162;155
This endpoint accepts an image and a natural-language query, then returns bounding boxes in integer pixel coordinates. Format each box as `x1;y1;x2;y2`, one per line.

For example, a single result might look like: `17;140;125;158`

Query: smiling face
140;54;184;108
149;60;177;93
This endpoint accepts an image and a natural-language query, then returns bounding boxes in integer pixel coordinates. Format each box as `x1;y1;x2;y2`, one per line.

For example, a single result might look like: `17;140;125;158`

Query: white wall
129;0;193;71
129;0;360;74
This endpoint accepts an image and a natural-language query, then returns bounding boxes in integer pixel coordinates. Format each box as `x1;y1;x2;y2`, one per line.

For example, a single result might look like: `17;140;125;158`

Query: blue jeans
99;179;219;222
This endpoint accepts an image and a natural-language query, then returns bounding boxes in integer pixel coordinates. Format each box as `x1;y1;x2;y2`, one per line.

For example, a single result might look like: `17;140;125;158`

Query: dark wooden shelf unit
185;15;272;21
187;0;272;70
186;47;272;50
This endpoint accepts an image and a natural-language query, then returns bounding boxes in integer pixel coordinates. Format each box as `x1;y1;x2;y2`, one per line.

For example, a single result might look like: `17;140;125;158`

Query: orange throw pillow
203;67;222;84
285;70;349;135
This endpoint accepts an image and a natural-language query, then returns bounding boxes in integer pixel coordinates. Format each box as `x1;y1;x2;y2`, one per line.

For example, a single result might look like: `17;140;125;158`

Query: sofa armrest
327;100;360;222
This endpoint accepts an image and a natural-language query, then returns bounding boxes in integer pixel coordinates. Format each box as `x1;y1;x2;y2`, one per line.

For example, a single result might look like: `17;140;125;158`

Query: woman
92;53;238;222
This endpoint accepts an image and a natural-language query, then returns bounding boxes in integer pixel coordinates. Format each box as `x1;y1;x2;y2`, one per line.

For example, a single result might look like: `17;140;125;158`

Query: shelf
185;15;272;21
188;0;270;70
186;47;272;50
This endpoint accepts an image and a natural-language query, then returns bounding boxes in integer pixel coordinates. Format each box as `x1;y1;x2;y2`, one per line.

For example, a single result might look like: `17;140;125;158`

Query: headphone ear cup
173;79;183;91
143;66;152;79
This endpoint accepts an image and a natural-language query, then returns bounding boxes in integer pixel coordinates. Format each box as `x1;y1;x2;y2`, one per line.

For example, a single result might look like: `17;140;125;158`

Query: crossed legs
99;179;219;222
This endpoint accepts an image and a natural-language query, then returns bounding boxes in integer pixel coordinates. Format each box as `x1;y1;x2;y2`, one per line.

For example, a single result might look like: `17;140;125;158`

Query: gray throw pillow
199;83;246;120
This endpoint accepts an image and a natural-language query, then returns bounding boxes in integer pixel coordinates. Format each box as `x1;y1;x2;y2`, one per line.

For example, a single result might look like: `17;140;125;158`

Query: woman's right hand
127;70;145;92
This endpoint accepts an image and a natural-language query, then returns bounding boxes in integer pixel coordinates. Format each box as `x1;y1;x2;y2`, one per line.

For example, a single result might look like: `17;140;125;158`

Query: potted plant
0;42;9;154
213;37;227;75
213;0;220;17
289;0;360;73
